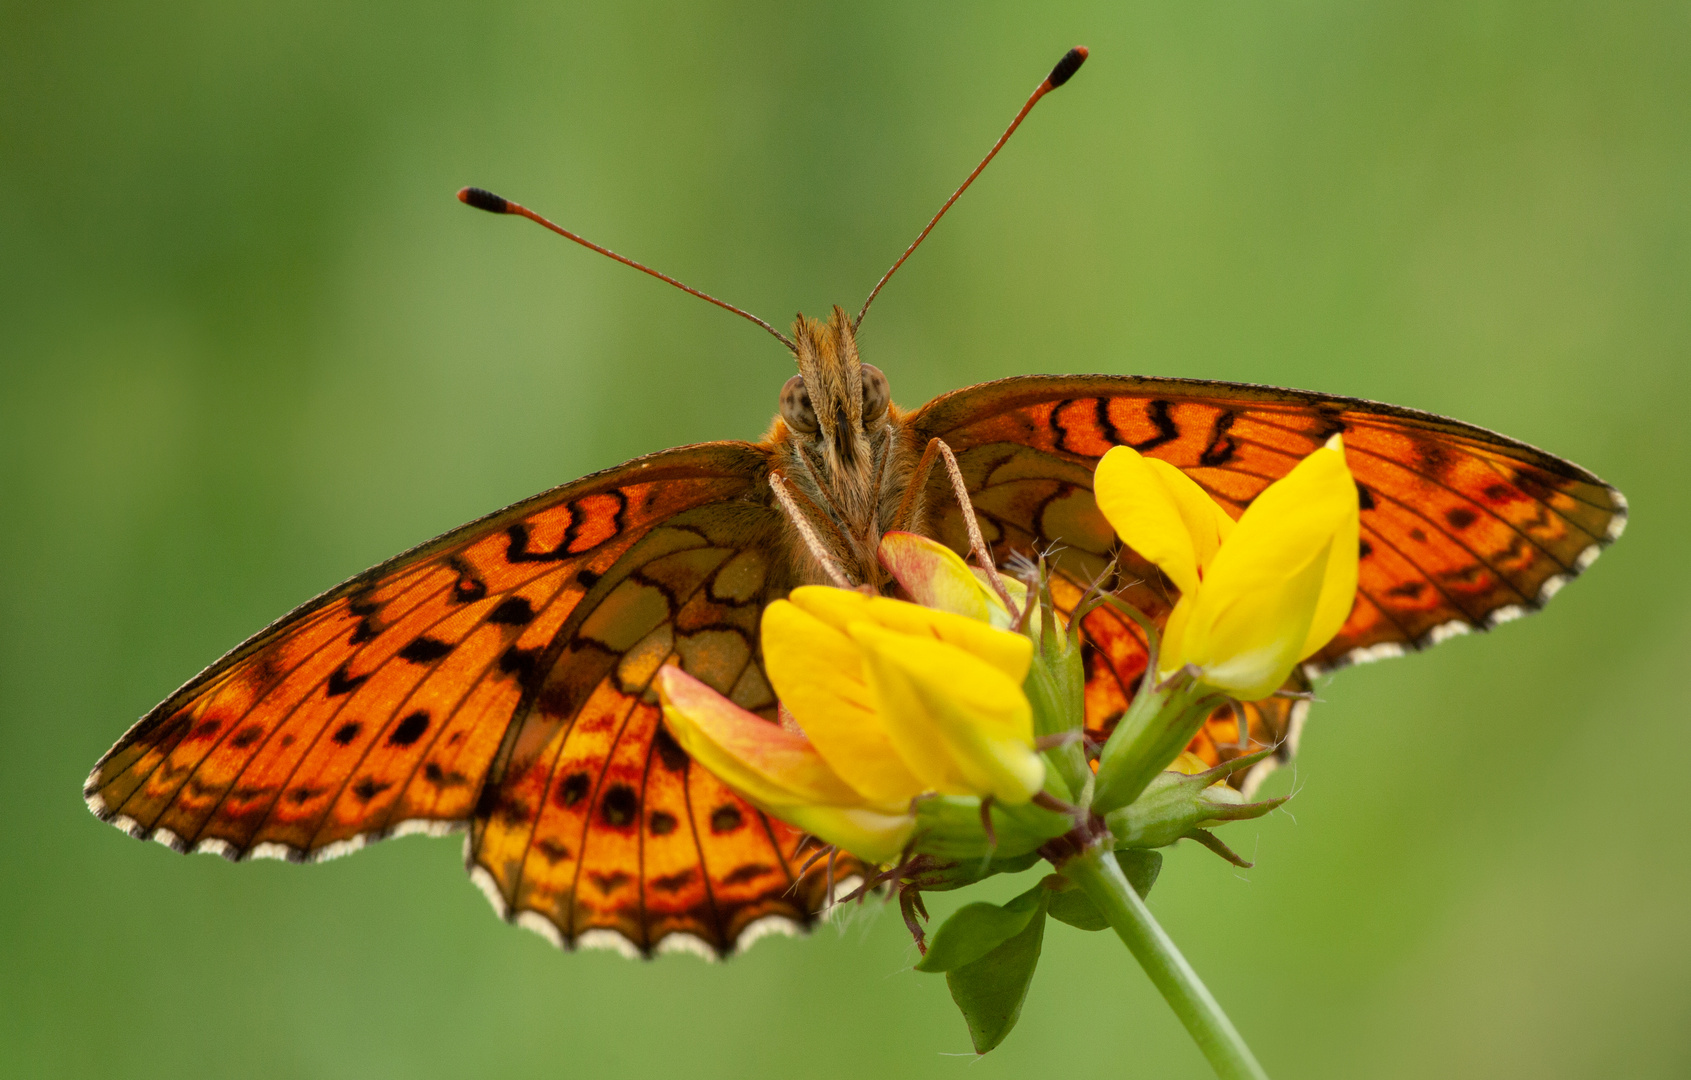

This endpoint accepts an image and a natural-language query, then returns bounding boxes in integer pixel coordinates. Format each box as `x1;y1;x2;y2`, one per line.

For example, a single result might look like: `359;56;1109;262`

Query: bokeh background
4;2;1688;1077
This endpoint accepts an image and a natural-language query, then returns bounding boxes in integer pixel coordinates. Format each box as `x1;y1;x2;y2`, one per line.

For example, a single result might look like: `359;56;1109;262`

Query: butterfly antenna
457;187;797;352
854;46;1088;332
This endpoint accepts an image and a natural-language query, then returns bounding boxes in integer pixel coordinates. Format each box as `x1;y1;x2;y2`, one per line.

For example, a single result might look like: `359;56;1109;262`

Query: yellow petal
1299;436;1360;659
849;623;1045;804
1142;456;1235;568
786;586;1033;682
1169;751;1212;775
760;599;926;803
970;569;1034;632
878;532;995;622
863;595;1034;682
655;666;864;808
1094;446;1234;597
1157;593;1196;684
775;804;916;865
1178;439;1358;698
782;585;875;635
1183;539;1330;699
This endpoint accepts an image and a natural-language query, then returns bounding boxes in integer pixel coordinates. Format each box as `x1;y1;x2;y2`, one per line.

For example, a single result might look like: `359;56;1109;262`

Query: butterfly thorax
766;305;920;588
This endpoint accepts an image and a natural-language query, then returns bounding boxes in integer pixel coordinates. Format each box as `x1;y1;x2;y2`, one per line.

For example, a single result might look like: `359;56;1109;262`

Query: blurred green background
3;2;1687;1077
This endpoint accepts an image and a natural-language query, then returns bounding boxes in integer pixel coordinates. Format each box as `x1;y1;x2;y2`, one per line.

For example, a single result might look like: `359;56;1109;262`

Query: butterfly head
780;305;890;471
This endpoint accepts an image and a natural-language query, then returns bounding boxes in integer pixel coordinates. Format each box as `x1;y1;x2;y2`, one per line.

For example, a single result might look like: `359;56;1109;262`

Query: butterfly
84;47;1625;960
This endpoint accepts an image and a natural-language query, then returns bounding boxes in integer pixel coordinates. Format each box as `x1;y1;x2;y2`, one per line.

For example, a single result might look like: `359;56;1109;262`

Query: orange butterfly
85;48;1624;959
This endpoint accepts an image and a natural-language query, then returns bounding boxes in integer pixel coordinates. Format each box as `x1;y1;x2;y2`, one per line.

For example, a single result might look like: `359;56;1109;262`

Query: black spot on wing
498;645;542;691
487;597;536;626
349;617;380;645
600;784;637;827
397;636;454;663
722;863;771;885
556;772;590;808
326;664;368;697
388;711;429;747
651;725;690;773
709;804;744;834
352;777;391;802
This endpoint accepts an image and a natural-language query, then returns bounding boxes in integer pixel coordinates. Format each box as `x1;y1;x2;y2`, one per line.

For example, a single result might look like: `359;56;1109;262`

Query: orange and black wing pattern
85;442;836;957
913;375;1625;791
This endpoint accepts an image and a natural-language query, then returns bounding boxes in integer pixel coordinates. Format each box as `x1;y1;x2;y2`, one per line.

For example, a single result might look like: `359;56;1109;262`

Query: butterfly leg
768;471;854;589
889;436;1022;617
898;882;929;954
934;440;1021;617
888;436;942;534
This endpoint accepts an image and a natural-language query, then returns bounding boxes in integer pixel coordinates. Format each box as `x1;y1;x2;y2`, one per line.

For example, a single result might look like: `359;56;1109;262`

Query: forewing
913;375;1624;790
85;441;838;956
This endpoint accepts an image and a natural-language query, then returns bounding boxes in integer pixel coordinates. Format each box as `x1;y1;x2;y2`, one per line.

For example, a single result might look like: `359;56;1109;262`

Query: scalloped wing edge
84;772;852;962
1303;498;1624;682
466;848;863;962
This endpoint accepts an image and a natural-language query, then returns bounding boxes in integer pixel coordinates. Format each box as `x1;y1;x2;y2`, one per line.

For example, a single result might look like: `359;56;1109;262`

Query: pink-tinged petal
655;666;863;809
878;532;995;622
760;599;926;804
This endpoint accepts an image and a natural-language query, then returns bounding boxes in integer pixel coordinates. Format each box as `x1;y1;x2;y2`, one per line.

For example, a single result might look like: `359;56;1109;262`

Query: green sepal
1092;680;1216;814
1022;592;1092;801
1105;747;1287;850
941;893;1049;1054
915;884;1047;973
1047;850;1163;931
910;851;1042;893
911;795;1070;861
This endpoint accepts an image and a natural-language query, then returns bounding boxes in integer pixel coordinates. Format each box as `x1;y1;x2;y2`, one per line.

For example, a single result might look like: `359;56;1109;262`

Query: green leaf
1046;886;1108;931
944;901;1048;1054
1047;850;1162;932
1117;847;1163;897
914;885;1045;973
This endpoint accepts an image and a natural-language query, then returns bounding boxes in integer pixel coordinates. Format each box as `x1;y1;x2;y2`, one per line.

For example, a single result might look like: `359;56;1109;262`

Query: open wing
913;374;1625;790
85;441;837;957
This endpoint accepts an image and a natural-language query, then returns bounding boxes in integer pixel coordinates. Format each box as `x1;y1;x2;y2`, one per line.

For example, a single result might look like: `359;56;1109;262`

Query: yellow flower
764;587;1043;804
656;569;1048;863
1093;435;1359;701
654;666;916;863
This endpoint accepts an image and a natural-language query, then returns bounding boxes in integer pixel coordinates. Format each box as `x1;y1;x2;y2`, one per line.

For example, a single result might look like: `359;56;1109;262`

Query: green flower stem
1067;845;1269;1080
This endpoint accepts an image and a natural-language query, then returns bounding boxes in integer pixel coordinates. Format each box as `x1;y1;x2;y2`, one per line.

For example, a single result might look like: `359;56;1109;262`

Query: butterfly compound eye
779;374;819;434
860;364;889;422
